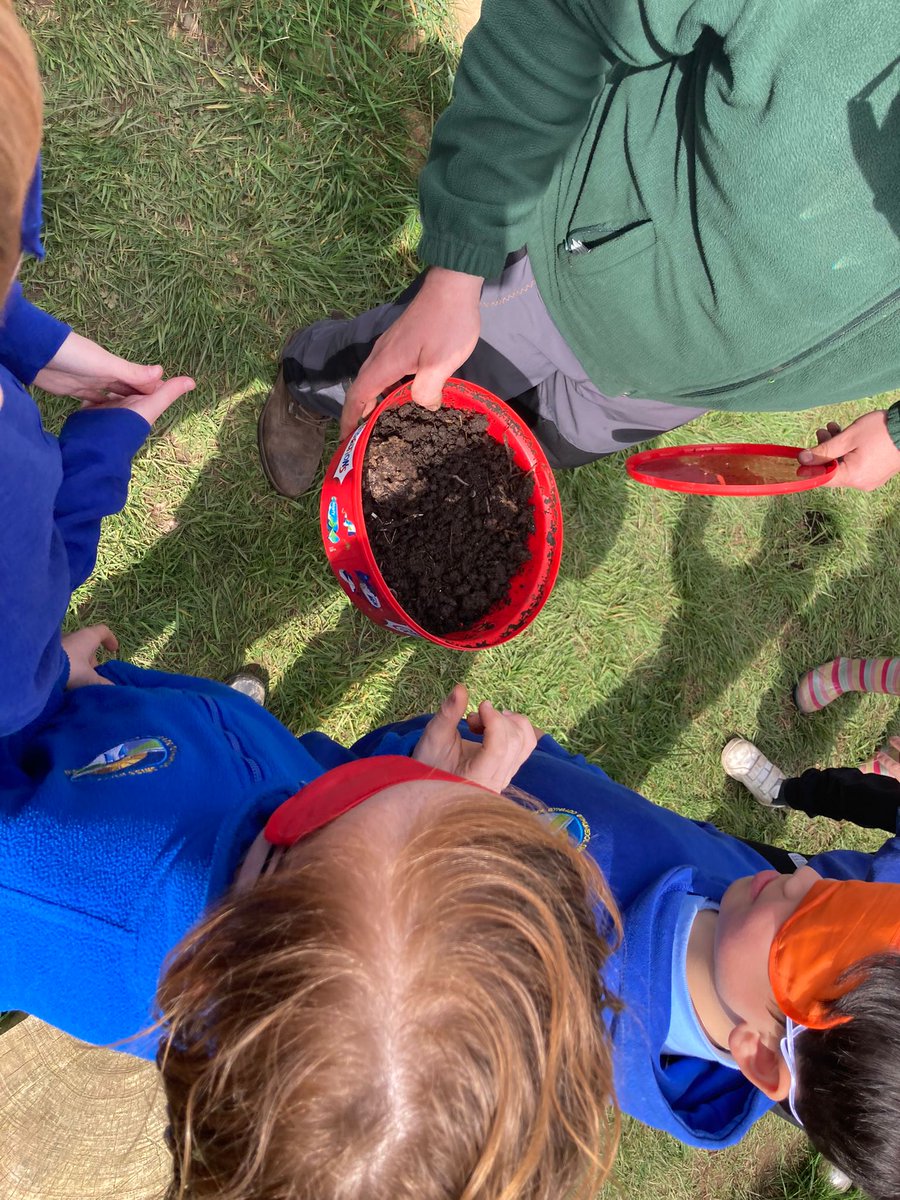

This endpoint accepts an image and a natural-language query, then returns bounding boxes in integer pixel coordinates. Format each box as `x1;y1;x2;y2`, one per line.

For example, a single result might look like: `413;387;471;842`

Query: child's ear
728;1023;792;1100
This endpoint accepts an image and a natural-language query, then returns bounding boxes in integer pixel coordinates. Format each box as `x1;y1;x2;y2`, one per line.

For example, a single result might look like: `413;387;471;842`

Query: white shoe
721;738;787;807
226;669;268;707
822;1161;853;1193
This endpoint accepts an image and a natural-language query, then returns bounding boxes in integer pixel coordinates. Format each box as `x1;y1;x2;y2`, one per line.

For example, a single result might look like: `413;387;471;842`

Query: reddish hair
157;790;622;1200
0;0;42;303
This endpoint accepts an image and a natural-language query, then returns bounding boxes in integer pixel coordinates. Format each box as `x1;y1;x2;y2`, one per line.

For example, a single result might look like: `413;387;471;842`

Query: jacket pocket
558;218;657;276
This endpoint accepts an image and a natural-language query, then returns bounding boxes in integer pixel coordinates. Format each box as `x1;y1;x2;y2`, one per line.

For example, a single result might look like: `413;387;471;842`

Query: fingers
814;421;842;446
133;375;196;425
467;701;539;791
411;683;469;768
340;380;377;439
799;426;851;466
441;682;469;723
80;623;118;662
409;364;448;410
127;363;165;394
96;625;119;654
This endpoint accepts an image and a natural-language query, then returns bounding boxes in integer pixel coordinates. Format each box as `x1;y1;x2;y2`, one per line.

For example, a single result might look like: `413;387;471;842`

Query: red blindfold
264;756;470;847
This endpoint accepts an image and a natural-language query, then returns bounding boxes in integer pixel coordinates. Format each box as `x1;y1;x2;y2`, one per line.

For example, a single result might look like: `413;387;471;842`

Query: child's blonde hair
0;0;42;301
157;789;622;1200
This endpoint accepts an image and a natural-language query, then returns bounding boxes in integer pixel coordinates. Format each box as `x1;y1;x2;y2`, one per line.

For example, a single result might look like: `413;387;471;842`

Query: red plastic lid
625;443;837;496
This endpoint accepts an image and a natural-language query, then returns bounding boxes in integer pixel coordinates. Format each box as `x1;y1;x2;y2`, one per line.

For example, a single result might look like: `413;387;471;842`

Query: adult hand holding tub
262;0;900;496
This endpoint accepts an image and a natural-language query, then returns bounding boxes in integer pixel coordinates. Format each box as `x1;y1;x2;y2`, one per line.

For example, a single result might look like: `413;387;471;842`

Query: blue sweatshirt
0;285;149;735
2;703;900;1150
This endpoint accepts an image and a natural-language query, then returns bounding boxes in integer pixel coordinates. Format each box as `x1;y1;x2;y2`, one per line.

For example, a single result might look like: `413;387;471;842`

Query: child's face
714;865;821;1031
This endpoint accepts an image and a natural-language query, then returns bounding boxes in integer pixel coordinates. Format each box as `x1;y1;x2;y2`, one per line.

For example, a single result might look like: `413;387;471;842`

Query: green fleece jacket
418;0;900;427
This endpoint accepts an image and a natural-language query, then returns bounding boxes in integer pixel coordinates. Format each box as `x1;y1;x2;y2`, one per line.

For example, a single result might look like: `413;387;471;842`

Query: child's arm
53;408;152;590
0;375;72;734
0;283;70;385
1;283;172;401
54;378;195;590
0;375;193;735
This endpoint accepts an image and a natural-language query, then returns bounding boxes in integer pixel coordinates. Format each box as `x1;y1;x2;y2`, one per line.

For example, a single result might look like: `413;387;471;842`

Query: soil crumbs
362;406;535;636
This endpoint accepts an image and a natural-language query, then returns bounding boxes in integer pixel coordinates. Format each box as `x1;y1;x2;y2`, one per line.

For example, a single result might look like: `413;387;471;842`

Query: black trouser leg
779;767;900;833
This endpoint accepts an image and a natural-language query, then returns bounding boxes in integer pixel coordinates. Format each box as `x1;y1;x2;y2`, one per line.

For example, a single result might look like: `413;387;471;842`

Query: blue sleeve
0;377;70;734
350;715;433;758
869;833;900;881
529;733;615;780
0;283;71;385
55;408;150;590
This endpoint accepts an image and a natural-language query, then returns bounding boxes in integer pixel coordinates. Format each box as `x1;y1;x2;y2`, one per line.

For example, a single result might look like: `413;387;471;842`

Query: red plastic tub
319;378;563;649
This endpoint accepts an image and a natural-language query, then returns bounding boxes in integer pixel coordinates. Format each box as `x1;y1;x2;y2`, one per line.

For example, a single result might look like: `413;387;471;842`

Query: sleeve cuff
59;406;151;458
0;283;71;384
886;400;900;451
416;230;507;281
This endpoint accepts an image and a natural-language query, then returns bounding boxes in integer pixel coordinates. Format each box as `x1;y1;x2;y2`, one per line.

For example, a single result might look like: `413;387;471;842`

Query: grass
19;0;900;1196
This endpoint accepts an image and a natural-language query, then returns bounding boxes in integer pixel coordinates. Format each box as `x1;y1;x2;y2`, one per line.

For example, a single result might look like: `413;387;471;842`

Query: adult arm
345;0;746;426
418;0;747;276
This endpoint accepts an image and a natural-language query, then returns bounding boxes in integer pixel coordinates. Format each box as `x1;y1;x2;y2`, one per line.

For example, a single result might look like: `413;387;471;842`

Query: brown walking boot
257;354;330;498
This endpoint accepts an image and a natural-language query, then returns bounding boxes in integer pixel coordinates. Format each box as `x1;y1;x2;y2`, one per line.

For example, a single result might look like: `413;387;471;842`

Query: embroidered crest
66;736;176;779
540;807;591;850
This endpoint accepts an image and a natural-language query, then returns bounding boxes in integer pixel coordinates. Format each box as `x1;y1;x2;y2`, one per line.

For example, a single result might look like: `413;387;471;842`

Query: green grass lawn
20;0;900;1196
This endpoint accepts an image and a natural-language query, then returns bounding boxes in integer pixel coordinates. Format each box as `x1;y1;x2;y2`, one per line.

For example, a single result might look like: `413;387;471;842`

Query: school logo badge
66;736;176;780
540;807;591;850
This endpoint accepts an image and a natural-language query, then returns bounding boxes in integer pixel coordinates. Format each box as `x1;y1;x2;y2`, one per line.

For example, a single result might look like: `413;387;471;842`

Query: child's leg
779;766;900;832
860;734;900;777
794;657;900;713
724;737;900;831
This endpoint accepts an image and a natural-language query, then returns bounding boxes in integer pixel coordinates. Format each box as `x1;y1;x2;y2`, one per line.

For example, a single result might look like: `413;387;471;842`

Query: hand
34;331;165;402
412;682;540;792
340;267;483;438
62;624;118;689
797;410;900;491
81;373;196;426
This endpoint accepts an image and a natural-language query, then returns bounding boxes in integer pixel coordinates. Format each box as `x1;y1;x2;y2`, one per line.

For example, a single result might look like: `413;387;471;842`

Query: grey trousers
282;251;708;469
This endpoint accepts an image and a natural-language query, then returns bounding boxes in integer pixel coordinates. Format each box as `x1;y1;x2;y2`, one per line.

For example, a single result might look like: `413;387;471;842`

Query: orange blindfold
769;879;900;1030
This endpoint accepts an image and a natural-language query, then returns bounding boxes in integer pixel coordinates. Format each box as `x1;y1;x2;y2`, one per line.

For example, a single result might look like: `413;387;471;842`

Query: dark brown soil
362;406;535;635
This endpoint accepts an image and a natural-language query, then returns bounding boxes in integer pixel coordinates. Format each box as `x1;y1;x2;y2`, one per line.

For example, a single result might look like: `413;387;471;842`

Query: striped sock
794;657;900;714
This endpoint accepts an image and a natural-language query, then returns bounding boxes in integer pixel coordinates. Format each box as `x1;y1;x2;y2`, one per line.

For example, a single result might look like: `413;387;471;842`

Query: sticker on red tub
384;619;420;637
333;426;365;483
342;510;357;537
326;496;340;544
355;571;381;609
338;568;357;593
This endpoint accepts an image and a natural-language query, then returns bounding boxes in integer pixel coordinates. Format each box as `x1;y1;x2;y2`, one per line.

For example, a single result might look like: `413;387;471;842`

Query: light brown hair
0;0;42;303
157;789;622;1200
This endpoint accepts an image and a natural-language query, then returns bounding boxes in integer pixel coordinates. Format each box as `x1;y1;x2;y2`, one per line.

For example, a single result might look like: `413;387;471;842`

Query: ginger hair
157;790;622;1200
0;0;42;302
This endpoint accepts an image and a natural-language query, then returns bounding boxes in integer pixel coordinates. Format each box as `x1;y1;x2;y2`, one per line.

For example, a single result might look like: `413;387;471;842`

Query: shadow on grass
566;493;900;806
564;497;814;790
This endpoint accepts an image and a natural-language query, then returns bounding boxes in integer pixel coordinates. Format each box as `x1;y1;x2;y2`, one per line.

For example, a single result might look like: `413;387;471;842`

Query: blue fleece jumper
3;702;900;1150
0;284;149;735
